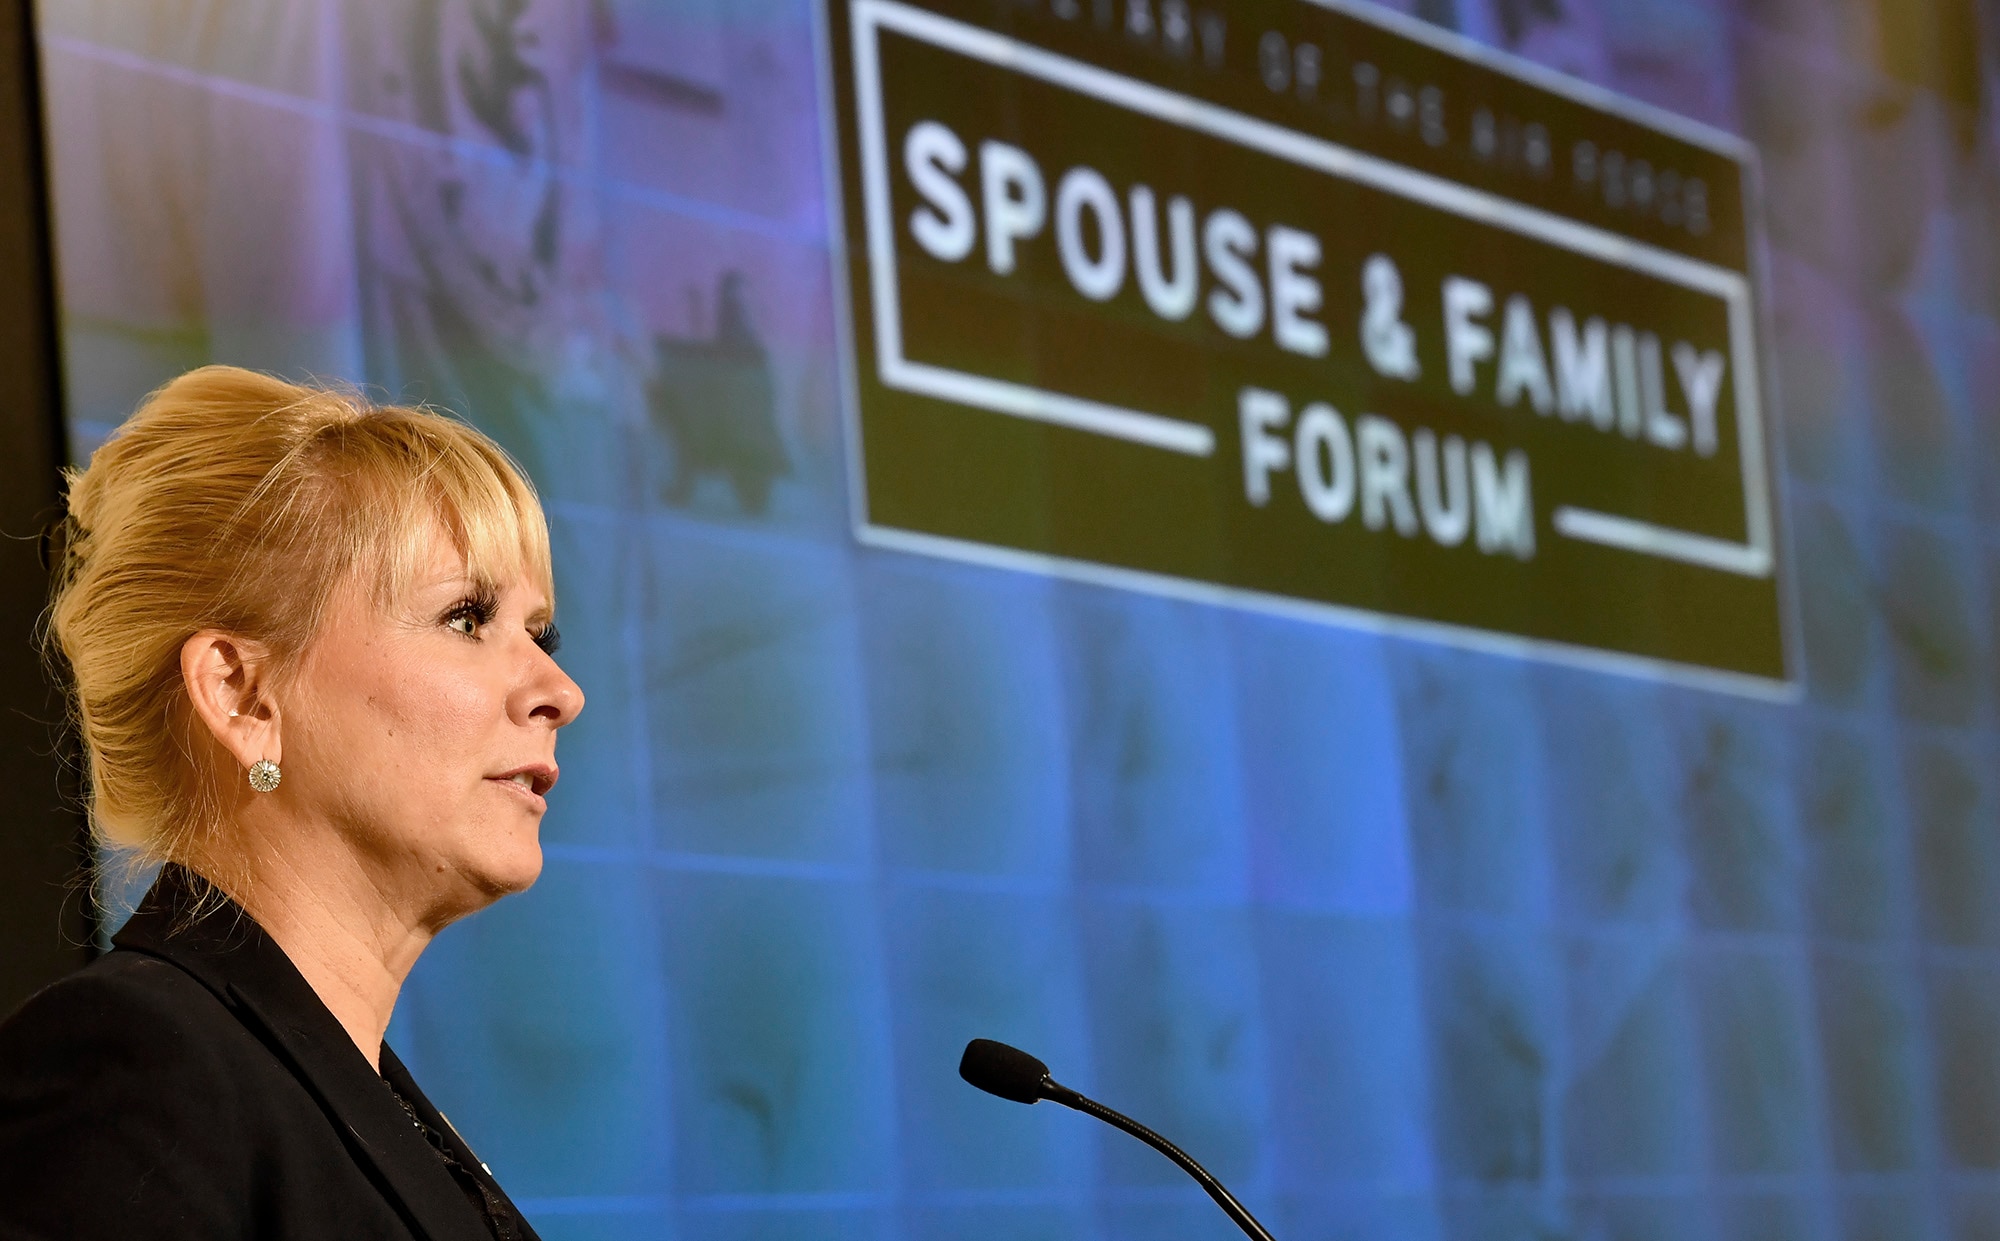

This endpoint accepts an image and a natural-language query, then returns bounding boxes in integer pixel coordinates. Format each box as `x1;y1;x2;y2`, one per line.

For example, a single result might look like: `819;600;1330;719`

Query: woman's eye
447;612;480;637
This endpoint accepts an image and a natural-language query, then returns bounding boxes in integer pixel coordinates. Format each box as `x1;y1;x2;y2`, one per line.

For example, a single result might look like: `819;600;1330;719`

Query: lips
488;765;557;797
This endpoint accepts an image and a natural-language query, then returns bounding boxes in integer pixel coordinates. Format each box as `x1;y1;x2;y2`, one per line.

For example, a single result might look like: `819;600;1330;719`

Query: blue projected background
34;1;2000;1238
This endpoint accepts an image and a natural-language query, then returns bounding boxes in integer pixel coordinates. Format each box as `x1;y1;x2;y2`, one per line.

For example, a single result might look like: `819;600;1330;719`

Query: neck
211;835;437;1073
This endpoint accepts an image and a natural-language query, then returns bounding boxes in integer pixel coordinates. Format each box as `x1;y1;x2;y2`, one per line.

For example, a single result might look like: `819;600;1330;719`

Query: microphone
958;1039;1277;1241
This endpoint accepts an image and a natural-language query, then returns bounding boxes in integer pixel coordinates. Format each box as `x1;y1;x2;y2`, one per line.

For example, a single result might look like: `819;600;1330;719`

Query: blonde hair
48;365;553;875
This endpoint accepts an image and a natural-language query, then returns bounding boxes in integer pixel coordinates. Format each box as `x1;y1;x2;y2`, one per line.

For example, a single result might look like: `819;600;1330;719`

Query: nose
519;644;584;728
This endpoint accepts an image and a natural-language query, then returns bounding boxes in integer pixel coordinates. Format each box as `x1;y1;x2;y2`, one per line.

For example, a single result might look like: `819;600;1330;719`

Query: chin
484;842;544;896
461;833;544;900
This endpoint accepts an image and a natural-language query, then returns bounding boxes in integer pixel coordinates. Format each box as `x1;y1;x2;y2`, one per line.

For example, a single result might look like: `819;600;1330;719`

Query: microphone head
959;1039;1052;1105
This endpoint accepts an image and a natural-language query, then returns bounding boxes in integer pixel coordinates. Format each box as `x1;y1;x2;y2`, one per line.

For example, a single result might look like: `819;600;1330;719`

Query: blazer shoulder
0;952;273;1237
0;948;253;1122
3;947;241;1045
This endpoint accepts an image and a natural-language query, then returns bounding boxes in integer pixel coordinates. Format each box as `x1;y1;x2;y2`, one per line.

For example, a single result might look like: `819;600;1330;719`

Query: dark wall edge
0;0;94;1014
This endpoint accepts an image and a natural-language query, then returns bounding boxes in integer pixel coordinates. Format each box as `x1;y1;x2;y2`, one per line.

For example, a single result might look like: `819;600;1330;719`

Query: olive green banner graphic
822;0;1790;694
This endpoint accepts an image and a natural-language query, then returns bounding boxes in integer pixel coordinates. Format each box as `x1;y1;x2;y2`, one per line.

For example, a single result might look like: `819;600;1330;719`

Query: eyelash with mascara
444;588;561;656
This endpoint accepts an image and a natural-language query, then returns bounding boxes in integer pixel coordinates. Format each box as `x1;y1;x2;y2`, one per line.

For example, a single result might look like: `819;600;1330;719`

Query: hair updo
48;366;553;870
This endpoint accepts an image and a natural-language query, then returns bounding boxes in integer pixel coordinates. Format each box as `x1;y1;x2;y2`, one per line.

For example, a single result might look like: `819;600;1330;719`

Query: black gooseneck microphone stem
1040;1077;1277;1241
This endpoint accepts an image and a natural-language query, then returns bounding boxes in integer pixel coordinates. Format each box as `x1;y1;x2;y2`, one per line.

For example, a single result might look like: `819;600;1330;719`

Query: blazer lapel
112;868;494;1241
382;1047;544;1241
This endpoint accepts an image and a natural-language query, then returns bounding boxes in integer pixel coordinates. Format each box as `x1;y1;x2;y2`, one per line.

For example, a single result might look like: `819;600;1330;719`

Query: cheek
384;672;495;772
313;647;501;792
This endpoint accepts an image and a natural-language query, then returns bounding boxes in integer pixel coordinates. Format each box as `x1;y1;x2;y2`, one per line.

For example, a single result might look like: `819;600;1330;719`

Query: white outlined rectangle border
823;0;1795;698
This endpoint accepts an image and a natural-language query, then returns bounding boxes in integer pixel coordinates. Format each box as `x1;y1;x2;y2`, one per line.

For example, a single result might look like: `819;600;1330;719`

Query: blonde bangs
334;416;555;617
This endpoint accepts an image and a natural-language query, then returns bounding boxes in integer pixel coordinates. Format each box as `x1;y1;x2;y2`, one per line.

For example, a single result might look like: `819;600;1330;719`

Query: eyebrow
421;572;551;623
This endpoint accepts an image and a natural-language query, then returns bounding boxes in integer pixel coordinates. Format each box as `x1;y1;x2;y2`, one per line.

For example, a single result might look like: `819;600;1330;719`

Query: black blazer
0;866;541;1241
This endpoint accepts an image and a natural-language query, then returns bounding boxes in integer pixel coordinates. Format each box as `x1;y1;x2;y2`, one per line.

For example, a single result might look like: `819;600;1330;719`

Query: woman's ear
180;631;282;773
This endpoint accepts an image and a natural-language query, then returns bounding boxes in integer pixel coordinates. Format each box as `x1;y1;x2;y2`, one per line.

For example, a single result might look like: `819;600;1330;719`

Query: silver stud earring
247;759;282;793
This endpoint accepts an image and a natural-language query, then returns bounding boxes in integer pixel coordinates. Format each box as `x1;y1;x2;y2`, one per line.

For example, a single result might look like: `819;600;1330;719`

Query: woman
0;366;584;1240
